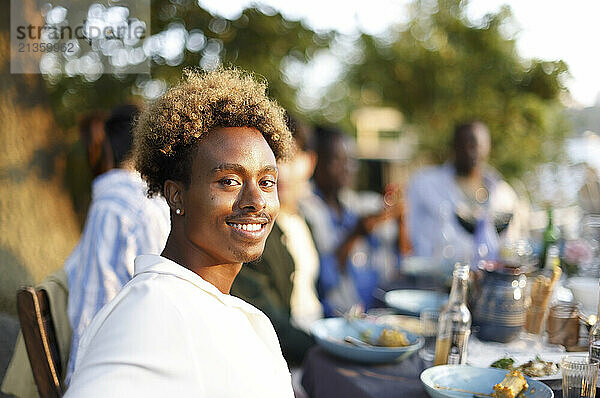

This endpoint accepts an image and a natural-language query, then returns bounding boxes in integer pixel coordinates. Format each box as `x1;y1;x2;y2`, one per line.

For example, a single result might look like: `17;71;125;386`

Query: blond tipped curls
133;68;293;197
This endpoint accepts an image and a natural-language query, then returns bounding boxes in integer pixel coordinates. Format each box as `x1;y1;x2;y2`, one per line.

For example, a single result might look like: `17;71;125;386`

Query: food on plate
377;328;410;347
490;356;559;377
359;328;410;347
490;357;515;370
492;370;528;398
376;314;422;335
518;357;560;378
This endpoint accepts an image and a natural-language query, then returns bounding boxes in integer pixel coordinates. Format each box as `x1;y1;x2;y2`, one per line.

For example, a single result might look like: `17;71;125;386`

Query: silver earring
175;208;182;215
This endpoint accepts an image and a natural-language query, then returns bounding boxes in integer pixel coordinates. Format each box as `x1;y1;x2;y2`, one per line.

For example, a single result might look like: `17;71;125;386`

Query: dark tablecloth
302;346;429;398
301;346;570;398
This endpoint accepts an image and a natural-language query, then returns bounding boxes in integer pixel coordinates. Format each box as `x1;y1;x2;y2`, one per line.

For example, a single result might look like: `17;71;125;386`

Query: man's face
181;126;279;264
316;136;356;193
454;126;490;176
277;149;315;208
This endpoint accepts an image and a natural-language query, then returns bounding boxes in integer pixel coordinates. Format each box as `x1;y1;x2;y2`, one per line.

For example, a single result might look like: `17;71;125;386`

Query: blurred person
67;111;108;223
64;104;171;383
2;105;171;395
231;116;320;366
78;110;112;178
407;121;522;267
578;163;600;215
64;69;295;397
300;126;402;317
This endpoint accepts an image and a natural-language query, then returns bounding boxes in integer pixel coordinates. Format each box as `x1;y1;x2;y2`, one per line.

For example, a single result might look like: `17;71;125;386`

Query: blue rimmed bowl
310;317;423;364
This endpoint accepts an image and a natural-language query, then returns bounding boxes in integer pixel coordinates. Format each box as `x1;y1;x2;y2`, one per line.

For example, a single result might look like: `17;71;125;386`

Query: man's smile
225;217;270;240
226;222;266;232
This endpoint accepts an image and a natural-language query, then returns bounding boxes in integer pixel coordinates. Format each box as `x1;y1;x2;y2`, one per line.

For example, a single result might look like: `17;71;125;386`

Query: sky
198;0;600;108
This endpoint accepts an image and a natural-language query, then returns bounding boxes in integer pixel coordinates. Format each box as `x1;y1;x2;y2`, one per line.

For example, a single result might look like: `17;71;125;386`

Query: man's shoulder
77;271;202;347
409;164;451;191
97;272;181;317
126;268;214;305
412;164;448;180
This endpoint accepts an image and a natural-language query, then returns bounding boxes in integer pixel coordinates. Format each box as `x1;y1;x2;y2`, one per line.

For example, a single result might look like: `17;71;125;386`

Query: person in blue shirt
407;121;522;270
300;126;402;316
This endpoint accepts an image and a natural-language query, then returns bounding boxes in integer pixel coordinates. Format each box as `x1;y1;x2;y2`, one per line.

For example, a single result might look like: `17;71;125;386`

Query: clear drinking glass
419;308;439;362
561;356;599;398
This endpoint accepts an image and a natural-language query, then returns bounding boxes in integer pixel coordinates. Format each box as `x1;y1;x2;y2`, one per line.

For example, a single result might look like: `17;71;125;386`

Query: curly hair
133;68;294;197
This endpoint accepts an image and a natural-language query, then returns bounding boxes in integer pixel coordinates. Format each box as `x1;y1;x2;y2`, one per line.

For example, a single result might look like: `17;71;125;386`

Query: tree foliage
45;1;330;128
44;0;570;182
0;0;80;314
319;0;570;178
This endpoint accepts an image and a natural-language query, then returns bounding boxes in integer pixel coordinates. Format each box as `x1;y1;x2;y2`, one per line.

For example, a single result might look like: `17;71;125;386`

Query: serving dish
420;365;553;398
310;317;423;364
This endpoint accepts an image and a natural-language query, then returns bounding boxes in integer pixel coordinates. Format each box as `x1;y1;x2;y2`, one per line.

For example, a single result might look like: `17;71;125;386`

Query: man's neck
455;164;483;183
191;263;242;294
161;231;242;295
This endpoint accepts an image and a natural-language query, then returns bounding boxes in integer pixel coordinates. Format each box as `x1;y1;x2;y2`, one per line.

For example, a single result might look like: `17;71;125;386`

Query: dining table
301;272;578;398
301;344;575;398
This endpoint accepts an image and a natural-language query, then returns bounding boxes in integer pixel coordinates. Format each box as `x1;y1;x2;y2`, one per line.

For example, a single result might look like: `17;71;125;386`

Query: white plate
400;257;440;275
467;352;586;380
384;289;448;316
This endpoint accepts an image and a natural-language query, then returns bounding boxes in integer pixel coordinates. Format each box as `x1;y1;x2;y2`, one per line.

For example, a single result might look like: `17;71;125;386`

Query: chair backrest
16;286;64;398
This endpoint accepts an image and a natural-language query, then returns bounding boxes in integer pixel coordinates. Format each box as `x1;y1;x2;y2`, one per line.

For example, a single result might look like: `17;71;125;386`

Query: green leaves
45;0;569;180
329;0;569;178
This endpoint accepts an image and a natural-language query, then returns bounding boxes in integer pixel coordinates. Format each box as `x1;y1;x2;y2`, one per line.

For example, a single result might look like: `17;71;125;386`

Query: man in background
407;121;523;267
64;104;170;382
300;126;402;316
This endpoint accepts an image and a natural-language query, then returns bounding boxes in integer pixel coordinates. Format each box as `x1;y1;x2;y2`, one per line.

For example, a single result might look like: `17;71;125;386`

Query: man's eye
261;179;276;188
220;178;240;187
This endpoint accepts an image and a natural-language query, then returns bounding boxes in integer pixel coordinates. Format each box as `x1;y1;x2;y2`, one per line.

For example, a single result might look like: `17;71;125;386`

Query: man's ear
163;180;185;215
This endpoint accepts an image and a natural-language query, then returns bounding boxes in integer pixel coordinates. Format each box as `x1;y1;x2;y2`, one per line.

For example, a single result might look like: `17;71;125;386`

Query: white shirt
65;255;294;398
407;164;522;261
65;169;170;381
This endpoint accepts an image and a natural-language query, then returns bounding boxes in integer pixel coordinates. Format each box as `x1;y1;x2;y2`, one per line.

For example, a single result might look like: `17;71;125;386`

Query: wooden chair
16;286;64;398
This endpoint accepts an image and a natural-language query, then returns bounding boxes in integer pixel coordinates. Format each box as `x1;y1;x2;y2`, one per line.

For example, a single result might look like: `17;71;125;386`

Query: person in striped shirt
64;104;170;383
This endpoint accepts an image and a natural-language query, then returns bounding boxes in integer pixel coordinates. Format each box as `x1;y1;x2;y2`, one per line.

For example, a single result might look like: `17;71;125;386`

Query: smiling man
64;69;295;397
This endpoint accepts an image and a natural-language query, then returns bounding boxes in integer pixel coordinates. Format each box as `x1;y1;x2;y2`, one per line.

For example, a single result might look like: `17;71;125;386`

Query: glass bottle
540;208;560;268
434;263;472;365
544;244;560;270
588;279;600;363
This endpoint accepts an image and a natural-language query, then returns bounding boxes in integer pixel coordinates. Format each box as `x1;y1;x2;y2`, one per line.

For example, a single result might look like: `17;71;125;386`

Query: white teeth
229;223;263;232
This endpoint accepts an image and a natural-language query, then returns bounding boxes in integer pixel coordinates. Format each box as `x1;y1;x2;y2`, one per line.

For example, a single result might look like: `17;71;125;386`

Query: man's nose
237;182;267;211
